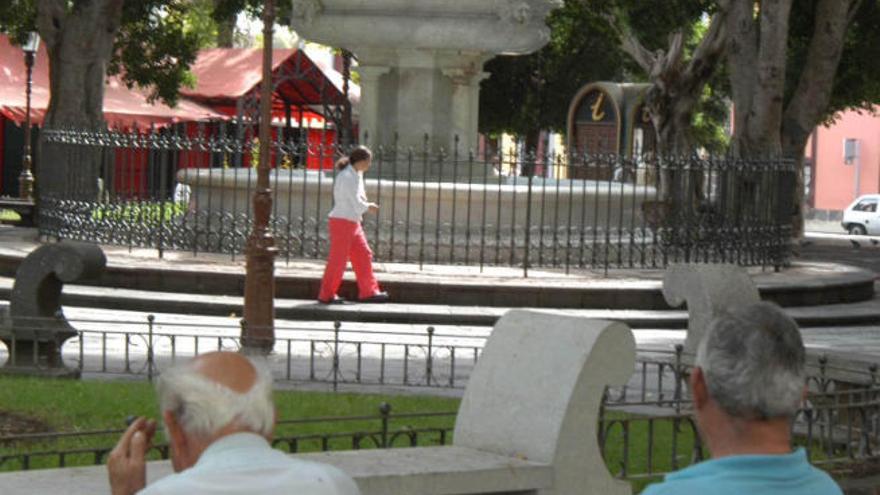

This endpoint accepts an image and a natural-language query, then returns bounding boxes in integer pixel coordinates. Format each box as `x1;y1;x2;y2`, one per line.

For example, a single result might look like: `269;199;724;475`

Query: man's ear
163;410;189;472
691;367;710;410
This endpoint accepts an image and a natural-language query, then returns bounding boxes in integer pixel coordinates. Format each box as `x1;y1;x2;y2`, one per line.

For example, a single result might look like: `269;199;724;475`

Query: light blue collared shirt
642;448;841;495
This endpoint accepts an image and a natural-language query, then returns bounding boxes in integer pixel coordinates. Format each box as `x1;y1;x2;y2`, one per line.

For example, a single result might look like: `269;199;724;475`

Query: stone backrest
454;309;635;495
662;263;760;358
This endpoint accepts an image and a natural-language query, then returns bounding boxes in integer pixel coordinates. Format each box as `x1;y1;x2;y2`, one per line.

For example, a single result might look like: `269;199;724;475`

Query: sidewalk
0;226;875;310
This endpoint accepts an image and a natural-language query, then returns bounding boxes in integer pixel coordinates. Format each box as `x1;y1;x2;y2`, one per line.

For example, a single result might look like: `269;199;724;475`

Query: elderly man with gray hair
107;351;360;495
643;302;842;495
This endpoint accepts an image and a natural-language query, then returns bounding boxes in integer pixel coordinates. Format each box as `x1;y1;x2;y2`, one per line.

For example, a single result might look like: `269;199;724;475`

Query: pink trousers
318;218;380;301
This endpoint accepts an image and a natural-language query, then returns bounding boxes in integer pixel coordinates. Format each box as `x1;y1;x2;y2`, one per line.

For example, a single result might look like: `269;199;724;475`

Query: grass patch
90;201;187;224
0;376;458;472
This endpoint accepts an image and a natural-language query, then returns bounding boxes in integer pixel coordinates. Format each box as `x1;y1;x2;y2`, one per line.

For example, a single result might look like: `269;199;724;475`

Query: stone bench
0;309;636;495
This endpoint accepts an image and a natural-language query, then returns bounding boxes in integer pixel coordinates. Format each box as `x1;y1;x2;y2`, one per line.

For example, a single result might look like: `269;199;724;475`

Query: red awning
0;35;225;128
181;47;359;110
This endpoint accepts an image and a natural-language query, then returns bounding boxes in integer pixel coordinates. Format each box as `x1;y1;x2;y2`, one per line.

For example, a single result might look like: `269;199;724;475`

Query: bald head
191;352;258;395
157;352;275;439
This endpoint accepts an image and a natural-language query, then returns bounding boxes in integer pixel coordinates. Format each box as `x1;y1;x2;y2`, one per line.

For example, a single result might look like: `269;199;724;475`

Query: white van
842;194;880;235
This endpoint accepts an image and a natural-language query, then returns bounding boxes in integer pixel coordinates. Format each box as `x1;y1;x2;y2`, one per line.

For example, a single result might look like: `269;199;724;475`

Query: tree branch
600;8;655;73
848;0;866;24
35;0;67;48
782;0;859;155
725;0;759;150
685;9;727;82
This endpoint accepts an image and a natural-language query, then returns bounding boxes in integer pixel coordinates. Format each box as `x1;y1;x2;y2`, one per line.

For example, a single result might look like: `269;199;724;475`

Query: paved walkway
0;226;876;311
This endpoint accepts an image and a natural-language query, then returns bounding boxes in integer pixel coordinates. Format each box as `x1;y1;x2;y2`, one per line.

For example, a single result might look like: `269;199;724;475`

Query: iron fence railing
0;403;454;471
2;315;484;390
37;127;794;274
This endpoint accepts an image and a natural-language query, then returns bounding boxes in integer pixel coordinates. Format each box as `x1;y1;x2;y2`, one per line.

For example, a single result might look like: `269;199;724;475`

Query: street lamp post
241;0;278;354
19;32;39;201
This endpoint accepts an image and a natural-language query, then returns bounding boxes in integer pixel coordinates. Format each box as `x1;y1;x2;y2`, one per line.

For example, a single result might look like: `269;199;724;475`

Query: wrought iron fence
2;314;484;390
37;127;794;274
0;403;454;471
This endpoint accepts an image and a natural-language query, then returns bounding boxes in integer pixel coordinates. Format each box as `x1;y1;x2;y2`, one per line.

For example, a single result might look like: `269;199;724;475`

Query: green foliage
478;0;714;141
479;0;628;136
0;1;204;107
0;209;22;222
787;0;880;123
0;0;37;43
108;1;202;106
91;201;188;225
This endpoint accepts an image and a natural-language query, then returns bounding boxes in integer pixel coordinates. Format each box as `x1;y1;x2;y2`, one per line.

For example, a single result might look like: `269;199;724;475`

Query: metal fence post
379;402;391;448
524;172;533;278
333;321;341;392
147;314;155;383
426;326;434;386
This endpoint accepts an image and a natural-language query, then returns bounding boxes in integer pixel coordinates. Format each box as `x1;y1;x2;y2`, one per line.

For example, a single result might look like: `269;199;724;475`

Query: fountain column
356;65;391;146
444;67;491;156
290;0;561;165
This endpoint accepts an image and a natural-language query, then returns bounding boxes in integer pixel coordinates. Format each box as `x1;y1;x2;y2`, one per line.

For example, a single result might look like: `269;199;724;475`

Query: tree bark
36;0;124;200
726;0;861;237
727;0;794;157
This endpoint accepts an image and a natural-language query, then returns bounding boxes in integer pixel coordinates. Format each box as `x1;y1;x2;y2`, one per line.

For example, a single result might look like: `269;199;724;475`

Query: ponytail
336;157;351;170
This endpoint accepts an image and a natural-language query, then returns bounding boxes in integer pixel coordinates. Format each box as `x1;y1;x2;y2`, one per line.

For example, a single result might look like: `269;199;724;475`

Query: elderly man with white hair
643;302;842;495
107;351;360;495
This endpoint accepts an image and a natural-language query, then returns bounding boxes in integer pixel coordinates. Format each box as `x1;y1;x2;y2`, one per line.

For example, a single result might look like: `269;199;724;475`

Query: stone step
1;277;878;329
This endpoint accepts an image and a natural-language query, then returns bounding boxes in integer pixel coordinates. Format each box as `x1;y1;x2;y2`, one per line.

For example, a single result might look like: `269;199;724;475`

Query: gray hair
695;302;806;420
156;355;274;438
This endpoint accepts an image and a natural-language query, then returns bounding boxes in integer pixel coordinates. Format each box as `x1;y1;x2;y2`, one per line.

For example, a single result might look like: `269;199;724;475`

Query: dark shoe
318;295;346;305
358;291;390;303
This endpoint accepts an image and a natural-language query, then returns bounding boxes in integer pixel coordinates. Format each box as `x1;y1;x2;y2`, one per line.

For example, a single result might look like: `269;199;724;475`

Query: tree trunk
603;8;726;221
727;0;794;157
780;0;862;237
214;0;235;47
36;0;124;200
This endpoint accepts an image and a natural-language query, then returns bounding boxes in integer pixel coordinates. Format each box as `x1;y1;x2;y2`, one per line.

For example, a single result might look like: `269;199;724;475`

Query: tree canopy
1;0;204;108
478;0;730;153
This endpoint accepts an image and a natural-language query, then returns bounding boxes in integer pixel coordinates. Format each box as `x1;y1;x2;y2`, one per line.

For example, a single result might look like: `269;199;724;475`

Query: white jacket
328;165;372;222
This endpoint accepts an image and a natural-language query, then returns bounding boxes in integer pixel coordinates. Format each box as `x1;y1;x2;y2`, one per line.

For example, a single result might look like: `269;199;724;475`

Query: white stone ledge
0;447;551;495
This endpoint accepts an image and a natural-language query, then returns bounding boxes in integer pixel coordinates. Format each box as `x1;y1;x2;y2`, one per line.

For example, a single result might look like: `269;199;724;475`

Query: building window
844;138;860;165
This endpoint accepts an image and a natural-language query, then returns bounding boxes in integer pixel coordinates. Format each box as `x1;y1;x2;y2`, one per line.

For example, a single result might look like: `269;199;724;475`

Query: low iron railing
37;127;794;274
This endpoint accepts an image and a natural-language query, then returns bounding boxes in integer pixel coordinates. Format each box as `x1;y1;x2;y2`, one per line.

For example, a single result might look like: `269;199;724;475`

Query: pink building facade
808;108;880;215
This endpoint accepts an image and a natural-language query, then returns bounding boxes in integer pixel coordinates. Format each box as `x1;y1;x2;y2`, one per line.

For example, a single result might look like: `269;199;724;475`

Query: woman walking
317;146;389;304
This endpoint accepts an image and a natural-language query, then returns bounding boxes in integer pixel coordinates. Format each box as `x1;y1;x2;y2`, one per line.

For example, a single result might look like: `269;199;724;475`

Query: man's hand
108;417;157;495
368;203;380;214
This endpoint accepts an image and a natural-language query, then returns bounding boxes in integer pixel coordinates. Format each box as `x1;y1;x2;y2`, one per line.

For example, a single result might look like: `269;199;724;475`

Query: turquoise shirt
642;448;841;495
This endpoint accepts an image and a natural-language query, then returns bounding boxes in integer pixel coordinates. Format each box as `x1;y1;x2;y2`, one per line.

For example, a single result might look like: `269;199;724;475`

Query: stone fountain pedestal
290;0;561;155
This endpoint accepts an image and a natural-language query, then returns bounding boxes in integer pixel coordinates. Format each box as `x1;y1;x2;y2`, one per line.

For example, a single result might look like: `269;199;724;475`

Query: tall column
356;66;391;147
442;69;491;157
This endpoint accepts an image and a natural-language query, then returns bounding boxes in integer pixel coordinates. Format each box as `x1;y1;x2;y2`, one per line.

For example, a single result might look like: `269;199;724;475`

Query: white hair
696;302;806;420
156;355;274;438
